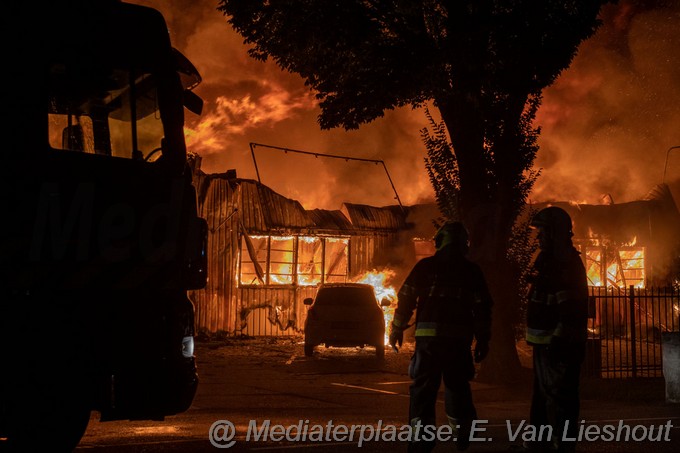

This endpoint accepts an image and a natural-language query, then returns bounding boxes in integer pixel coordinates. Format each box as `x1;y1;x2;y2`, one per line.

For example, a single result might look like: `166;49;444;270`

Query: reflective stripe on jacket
414;321;474;338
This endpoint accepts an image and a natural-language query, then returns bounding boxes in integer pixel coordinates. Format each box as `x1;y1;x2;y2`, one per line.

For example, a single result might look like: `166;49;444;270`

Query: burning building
189;143;679;349
532;183;680;289
188;156;425;336
533;185;680;378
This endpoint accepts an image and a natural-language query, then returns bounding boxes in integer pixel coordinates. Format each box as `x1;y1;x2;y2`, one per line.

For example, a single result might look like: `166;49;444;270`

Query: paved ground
74;336;680;452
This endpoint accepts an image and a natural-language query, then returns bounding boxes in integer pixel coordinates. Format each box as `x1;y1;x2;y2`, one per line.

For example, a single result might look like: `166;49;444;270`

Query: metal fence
583;286;679;378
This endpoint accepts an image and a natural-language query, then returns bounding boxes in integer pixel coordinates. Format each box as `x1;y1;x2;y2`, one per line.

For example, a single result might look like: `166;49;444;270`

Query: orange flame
183;89;317;156
584;242;645;288
352;269;398;345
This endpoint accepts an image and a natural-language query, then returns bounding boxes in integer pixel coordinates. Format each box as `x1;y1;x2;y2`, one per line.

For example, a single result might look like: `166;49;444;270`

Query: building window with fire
269;236;295;284
580;242;646;288
297;237;323;286
324;238;349;283
240;235;268;285
239;235;349;286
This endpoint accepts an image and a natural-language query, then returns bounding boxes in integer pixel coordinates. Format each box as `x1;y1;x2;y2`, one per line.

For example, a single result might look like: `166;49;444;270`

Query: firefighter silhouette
525;206;589;453
390;222;493;452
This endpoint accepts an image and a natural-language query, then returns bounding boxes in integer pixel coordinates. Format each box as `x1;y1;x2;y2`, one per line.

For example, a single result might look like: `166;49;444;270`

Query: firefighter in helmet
389;221;493;452
525;206;589;453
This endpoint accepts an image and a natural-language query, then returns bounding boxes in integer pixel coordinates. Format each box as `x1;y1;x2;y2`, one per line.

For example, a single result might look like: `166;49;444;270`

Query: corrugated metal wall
238;180;314;232
190;176;239;334
189;171;411;336
351;236;376;274
351;234;405;275
238;286;317;336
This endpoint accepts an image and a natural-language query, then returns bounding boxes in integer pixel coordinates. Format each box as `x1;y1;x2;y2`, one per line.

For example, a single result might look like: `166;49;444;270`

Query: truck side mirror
303;298;314;306
183;90;203;115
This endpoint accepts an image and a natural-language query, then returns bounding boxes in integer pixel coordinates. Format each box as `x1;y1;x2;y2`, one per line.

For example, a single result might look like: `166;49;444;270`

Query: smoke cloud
534;0;680;205
131;0;679;210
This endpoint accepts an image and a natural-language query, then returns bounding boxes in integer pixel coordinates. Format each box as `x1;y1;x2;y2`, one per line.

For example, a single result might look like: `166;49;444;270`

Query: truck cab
0;1;207;451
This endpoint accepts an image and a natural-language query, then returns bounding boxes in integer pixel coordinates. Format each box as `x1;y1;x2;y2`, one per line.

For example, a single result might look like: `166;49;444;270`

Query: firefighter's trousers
408;337;477;453
529;344;582;453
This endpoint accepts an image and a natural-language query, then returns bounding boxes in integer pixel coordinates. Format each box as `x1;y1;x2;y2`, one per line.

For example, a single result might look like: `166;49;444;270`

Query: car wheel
375;343;385;359
304;342;315;357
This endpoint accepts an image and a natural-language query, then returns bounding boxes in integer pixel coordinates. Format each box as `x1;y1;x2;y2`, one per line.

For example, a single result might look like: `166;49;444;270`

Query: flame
269;272;293;284
184;88;317;156
296;236;322;286
585;248;603;286
297;275;320;286
268;236;294;285
584;245;645;288
352;269;398;345
619;248;645;288
353;269;397;302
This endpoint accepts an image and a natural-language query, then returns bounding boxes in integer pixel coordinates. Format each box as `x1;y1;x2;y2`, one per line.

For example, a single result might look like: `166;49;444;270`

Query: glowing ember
352;269;398;345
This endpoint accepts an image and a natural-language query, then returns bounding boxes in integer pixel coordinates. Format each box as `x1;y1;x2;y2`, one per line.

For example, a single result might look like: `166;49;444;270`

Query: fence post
629;285;637;378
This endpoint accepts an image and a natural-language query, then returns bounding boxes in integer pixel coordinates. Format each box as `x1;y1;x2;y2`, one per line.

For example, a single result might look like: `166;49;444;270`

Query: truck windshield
48;63;164;161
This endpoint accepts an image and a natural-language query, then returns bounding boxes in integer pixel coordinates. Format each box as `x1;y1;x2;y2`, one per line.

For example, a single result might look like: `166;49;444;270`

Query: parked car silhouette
303;283;390;358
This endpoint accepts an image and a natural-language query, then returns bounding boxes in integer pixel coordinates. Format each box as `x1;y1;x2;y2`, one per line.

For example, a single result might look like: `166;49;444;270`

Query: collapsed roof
194;170;408;236
532;183;680;245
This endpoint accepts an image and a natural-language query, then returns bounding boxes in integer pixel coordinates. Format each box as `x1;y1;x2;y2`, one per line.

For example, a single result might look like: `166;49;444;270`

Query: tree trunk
476;258;525;383
465;207;525;384
436;97;526;384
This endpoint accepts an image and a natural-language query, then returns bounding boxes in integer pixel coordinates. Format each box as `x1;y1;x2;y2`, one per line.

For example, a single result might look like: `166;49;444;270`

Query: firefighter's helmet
434;221;469;254
530;206;573;237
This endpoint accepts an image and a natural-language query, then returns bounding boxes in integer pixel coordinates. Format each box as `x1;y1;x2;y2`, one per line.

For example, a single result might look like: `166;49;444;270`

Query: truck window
48;64;164;160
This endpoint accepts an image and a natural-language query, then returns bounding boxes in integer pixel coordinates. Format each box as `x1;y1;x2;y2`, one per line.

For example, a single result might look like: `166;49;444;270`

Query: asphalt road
74;337;680;452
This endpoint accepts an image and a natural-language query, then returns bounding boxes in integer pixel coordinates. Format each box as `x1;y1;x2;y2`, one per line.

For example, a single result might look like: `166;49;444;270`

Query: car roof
313;283;378;306
318;283;374;290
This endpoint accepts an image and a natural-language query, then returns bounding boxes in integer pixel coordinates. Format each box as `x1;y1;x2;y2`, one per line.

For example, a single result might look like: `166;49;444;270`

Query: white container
662;332;680;403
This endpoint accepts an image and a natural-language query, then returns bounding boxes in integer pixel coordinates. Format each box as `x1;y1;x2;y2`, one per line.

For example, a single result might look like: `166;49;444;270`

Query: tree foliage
219;1;608;129
422;106;460;224
219;0;611;236
422;105;538;341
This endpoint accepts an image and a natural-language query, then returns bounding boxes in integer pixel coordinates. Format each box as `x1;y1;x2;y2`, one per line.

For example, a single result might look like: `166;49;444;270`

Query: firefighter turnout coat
393;250;493;344
525;246;589;348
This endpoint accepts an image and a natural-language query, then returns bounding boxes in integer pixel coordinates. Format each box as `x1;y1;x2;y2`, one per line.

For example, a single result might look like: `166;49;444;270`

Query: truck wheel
375;343;385;359
53;403;91;452
2;404;90;453
2;380;91;452
304;343;315;357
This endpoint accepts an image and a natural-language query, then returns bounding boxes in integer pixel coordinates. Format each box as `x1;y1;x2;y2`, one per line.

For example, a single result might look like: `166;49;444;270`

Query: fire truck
0;1;207;451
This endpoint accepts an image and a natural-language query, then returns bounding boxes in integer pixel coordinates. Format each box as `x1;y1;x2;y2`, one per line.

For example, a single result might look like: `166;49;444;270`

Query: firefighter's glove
389;323;404;352
474;340;489;363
